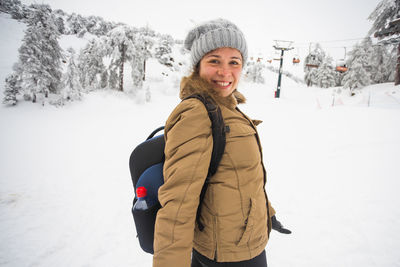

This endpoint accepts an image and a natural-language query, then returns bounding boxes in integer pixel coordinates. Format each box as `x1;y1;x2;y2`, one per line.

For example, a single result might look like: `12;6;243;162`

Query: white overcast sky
22;0;380;58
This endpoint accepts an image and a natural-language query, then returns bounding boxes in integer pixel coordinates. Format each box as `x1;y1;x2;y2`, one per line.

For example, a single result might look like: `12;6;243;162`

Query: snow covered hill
1;13;400;267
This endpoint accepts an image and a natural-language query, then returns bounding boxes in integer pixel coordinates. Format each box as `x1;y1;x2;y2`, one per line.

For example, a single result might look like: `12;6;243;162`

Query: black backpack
129;94;226;254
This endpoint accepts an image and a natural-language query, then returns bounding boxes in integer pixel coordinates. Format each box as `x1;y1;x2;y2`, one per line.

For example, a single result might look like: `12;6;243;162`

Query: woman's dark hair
193;62;200;74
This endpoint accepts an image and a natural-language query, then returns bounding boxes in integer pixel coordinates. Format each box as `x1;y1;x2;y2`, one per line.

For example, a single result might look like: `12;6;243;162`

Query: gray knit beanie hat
184;18;248;66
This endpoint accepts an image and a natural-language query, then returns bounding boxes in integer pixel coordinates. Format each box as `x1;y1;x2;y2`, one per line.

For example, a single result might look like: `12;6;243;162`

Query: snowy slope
1;14;400;267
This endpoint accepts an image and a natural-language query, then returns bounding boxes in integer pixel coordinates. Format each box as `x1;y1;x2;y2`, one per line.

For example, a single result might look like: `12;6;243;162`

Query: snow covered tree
66;13;88;37
100;70;108;89
386;44;398;81
369;0;400;85
154;34;175;69
78;38;106;90
17;4;63;103
369;44;391;83
0;0;16;13
108;66;119;90
3;73;20;105
304;43;326;86
304;68;318;87
131;26;155;89
84;15;114;36
61;48;82;102
342;39;373;93
245;60;266;83
334;71;345;87
104;25;136;91
368;0;400;36
360;37;374;72
342;57;372;93
316;56;336;88
53;9;66;34
0;0;23;19
131;58;144;89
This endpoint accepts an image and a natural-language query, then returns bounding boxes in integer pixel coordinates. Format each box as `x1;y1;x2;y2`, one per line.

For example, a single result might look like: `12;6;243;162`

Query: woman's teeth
216;81;230;87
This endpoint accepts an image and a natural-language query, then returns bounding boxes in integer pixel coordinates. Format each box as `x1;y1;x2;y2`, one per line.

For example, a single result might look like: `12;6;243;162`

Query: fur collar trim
179;73;246;110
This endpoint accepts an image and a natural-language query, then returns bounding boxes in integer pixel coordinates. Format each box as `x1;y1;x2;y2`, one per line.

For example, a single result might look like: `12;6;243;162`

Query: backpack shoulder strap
183;94;226;231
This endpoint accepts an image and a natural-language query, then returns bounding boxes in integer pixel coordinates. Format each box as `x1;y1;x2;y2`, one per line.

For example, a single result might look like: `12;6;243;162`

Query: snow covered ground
1;14;400;267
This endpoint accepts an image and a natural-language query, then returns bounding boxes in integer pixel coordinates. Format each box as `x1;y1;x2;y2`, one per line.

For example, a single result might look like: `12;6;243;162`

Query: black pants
191;249;267;267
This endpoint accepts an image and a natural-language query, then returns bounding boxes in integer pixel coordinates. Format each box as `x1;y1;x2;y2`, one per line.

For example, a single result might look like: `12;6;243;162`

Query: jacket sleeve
153;99;213;267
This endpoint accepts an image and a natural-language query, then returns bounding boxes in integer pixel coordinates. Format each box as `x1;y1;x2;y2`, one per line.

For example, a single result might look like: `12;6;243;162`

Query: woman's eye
209;59;219;64
230;61;240;65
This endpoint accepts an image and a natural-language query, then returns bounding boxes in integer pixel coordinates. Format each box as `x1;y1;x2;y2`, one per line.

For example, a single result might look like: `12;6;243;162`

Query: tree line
1;2;181;106
303;39;396;93
303;0;399;94
1;0;398;105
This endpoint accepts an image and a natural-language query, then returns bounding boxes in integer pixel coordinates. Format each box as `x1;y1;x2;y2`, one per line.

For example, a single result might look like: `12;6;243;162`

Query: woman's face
199;47;243;98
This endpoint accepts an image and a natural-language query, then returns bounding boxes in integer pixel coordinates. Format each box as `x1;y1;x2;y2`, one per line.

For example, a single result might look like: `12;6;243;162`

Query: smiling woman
152;18;291;267
198;47;243;97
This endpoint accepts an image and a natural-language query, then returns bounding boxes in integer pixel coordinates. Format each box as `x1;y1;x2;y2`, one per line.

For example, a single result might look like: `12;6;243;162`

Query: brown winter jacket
153;73;276;267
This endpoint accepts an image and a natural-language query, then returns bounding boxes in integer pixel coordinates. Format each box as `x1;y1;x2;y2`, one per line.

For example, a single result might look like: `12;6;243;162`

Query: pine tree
342;57;372;93
61;48;82;102
108;66;119;90
105;25;137;91
368;0;400;36
100;70;108;89
334;71;345;87
3;73;20;105
342;40;372;93
0;0;16;13
77;38;106;90
17;4;63;103
0;0;23;19
369;44;390;83
386;44;397;81
53;9;66;34
131;26;155;89
316;56;336;88
369;0;400;85
245;60;266;83
304;43;326;86
66;13;88;37
360;37;374;73
304;68;317;87
155;34;174;69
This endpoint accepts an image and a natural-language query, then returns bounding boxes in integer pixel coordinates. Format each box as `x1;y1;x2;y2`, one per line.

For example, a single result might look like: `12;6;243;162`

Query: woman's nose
217;66;229;76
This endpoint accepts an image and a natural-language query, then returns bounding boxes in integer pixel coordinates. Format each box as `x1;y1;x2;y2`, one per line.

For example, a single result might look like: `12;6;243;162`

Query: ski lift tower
273;40;293;98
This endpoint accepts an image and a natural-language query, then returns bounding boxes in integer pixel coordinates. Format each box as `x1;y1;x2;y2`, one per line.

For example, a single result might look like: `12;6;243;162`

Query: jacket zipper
236;107;272;237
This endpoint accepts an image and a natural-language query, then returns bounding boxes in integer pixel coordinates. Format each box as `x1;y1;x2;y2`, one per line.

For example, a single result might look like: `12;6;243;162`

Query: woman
153;19;290;267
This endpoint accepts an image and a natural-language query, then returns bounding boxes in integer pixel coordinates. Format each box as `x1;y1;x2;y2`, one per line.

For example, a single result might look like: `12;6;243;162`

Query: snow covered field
1;14;400;267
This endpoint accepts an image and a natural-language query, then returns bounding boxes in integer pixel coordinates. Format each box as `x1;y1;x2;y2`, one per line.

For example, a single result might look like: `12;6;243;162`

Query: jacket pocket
227;123;256;139
237;198;257;246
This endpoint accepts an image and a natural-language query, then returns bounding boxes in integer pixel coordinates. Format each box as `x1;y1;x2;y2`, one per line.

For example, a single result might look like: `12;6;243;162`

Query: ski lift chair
335;59;348;73
293;58;300;64
305;64;319;68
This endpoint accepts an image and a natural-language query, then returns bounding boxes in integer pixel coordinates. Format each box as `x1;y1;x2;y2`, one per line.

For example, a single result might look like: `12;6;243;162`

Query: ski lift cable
292;45;354;50
294;37;368;45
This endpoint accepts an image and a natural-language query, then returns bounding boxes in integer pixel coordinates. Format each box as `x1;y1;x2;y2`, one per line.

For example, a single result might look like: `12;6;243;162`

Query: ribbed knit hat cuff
190;28;248;66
